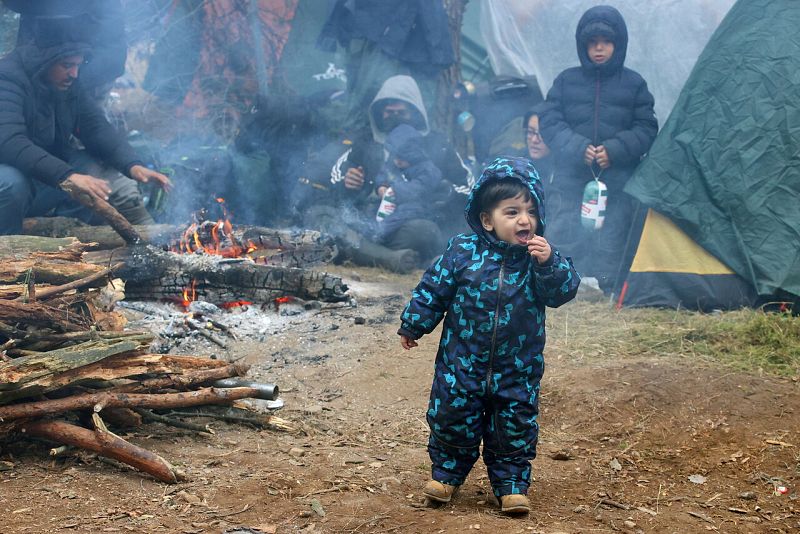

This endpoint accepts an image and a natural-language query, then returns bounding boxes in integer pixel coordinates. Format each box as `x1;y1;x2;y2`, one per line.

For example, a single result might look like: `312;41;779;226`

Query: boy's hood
465;156;546;247
369;75;429;144
575;5;628;75
384;124;427;165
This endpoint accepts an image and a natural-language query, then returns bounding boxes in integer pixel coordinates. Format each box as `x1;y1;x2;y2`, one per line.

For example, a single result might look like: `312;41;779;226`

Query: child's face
587;36;615;65
479;192;538;246
393;157;410;169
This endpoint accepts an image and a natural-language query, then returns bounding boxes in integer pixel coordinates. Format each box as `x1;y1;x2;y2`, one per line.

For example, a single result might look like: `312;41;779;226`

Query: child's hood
575;5;628;75
385;124;428;165
465;156;546;246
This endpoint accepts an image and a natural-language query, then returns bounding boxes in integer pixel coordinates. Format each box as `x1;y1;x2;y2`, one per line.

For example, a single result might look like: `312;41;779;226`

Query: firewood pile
0;235;289;483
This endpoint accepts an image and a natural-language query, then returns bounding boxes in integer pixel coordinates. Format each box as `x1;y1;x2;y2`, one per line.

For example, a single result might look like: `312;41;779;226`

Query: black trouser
545;187;641;294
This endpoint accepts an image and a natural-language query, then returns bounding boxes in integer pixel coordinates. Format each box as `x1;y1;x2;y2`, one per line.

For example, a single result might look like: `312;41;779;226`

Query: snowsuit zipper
486;257;505;390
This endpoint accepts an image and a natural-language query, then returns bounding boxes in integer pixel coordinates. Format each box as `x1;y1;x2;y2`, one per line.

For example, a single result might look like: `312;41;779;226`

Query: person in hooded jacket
296;74;473;269
3;0;127;94
398;156;580;513
375;124;450;259
540;5;657;295
0;15;170;235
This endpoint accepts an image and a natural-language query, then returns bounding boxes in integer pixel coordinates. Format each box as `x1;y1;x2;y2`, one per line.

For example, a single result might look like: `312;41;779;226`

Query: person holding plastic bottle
540;5;657;295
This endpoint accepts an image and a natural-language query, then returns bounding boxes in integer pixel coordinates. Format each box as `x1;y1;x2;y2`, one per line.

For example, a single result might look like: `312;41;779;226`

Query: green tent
624;0;800;300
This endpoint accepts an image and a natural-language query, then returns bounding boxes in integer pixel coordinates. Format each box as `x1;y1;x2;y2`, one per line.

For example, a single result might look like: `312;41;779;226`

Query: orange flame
170;198;258;258
181;279;197;308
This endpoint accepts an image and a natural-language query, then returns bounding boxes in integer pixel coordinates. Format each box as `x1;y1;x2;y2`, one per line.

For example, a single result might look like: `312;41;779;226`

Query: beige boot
422;480;459;504
500;493;530;514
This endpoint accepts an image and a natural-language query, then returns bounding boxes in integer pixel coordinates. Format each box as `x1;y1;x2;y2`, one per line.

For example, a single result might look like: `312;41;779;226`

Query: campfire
0;235;292;484
44;199;353;309
1;199;352;483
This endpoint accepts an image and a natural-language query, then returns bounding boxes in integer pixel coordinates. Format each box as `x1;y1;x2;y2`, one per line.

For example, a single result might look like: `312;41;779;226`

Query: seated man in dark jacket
0;16;169;235
3;0;126;93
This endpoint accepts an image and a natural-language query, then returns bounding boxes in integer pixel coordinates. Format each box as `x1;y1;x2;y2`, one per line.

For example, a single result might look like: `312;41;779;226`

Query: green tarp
625;0;800;297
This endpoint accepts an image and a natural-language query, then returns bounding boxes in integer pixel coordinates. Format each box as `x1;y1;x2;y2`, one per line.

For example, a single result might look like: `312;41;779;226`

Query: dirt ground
1;266;798;534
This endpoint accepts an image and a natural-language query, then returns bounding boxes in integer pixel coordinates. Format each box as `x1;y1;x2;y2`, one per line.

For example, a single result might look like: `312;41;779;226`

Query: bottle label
581;179;607;230
376;187;396;222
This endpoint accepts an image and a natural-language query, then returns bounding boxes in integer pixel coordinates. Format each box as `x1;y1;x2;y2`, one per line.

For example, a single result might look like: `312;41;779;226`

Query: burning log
20;419;182;483
23;217;338;266
98;245;348;305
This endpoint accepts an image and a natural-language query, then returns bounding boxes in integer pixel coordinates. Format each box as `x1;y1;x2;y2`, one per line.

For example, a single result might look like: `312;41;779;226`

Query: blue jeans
0;153;153;235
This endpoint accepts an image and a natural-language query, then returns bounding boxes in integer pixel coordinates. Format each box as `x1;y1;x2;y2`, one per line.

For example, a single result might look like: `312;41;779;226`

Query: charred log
93;245;348;304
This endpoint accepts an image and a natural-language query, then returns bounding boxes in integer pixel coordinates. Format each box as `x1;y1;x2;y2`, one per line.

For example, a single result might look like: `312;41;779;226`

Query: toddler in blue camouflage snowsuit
398;156;580;513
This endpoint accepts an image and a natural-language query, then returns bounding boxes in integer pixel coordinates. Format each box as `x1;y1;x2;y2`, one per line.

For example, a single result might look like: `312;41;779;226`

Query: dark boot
343;235;419;273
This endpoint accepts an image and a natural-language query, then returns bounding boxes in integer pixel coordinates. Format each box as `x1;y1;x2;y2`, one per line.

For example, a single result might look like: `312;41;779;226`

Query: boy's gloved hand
400;335;418;350
527;235;553;264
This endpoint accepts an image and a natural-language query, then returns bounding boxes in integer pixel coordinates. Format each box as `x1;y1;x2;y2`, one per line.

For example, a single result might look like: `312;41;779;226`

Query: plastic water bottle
581;178;608;230
376;187;396;222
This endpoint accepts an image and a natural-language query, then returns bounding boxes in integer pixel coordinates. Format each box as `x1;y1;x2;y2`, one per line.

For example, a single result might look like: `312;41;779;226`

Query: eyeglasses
526;128;543;141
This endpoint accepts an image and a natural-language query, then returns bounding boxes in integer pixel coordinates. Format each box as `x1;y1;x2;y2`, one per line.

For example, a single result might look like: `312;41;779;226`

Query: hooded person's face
46;55;84;91
380;101;413;133
480;192;538;246
587;36;615;65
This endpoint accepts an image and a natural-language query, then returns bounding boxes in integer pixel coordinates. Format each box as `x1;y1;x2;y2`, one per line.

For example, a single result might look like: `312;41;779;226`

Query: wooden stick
112;362;249;393
29;262;124;302
600;498;631;511
133;408;214;435
59;181;143;245
21;419;180;483
0;300;90;332
0;337;151;391
0;386;264;420
18;329;149;345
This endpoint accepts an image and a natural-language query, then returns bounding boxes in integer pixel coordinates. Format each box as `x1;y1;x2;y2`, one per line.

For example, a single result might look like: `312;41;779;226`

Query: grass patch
549;302;800;377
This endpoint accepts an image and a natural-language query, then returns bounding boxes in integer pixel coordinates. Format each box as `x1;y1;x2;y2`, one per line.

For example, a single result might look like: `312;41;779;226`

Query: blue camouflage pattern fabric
398;156;580;497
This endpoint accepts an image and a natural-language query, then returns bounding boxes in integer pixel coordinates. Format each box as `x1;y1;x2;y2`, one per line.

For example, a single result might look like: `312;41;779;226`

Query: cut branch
29;262;124;302
0;386;267;420
0;299;92;333
21;419;180;483
59;182;143;245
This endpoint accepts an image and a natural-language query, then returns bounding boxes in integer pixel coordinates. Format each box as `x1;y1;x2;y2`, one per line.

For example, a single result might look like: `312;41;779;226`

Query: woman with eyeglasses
523;106;578;264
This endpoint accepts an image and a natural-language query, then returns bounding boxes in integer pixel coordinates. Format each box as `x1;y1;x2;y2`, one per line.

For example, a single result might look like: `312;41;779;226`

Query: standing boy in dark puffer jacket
540;5;657;295
398;157;580;514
